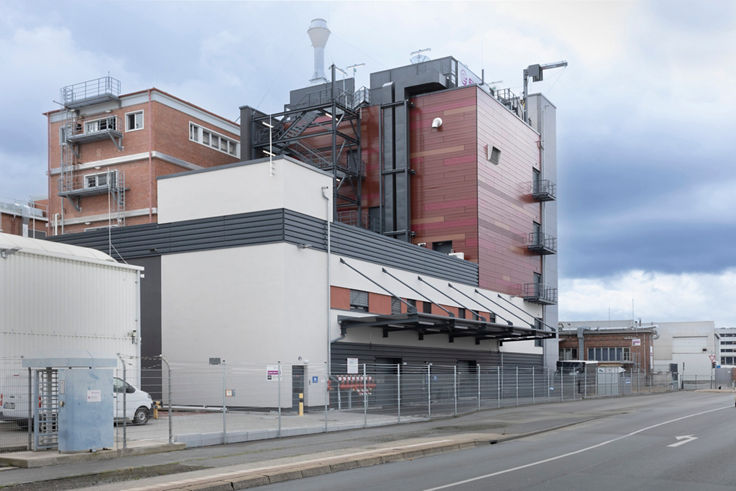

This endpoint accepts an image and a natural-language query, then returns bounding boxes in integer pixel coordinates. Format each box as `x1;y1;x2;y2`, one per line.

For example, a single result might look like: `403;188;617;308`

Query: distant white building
715;327;736;367
647;321;715;378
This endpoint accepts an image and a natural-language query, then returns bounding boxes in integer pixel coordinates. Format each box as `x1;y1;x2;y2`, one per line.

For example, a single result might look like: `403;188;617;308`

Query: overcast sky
1;0;734;326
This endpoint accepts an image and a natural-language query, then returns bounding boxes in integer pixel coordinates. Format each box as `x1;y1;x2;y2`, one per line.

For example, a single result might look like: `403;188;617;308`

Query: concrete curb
0;442;185;469
117;438;491;490
116;418;604;491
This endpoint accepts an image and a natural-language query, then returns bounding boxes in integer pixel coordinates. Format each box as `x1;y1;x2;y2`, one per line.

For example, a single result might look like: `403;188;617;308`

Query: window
349;290;369;312
560;348;577;360
84;116;117;134
535;338;543;347
84;170;117;189
458;308;466;319
432;240;452;254
488;145;501;165
532;221;542;245
422;301;432;314
587;347;630;362
406;299;417;314
391;297;401;315
125;111;144;131
190;122;239;157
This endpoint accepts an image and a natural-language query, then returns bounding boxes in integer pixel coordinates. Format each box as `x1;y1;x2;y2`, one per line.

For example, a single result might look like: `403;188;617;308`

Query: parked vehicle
113;377;153;425
1;374;153;428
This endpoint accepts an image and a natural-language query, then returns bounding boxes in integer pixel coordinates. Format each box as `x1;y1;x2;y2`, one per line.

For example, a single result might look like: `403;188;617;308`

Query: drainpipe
322;185;331;376
147;89;153;221
577;327;585;359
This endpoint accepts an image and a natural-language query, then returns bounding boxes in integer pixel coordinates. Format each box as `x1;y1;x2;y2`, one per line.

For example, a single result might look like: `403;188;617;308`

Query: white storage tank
0;233;142;383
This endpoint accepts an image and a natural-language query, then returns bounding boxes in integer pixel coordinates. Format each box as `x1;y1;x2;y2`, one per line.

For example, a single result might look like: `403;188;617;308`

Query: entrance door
457;360;477;399
291;365;305;410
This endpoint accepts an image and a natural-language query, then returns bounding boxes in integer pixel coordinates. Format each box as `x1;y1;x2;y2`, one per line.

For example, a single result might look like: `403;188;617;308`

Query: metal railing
526;232;557;254
522;283;558;304
531;179;556;201
60;76;121;107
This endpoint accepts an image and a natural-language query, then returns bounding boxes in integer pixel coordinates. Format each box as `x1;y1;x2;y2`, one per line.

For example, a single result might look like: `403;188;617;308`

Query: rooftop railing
60;76;121;107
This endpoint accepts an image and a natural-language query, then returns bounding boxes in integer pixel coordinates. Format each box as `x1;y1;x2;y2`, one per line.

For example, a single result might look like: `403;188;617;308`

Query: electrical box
58;368;114;452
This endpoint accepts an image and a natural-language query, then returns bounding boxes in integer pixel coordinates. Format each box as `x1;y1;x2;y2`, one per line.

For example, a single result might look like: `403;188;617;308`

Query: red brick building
558;323;657;374
0;199;47;238
46;77;240;234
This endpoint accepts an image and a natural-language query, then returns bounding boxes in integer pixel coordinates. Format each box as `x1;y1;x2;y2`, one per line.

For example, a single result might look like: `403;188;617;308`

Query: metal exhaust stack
308;18;330;84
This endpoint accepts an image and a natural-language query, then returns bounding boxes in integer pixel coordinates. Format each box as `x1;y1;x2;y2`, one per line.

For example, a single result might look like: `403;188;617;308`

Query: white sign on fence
266;365;280;381
347;357;359;374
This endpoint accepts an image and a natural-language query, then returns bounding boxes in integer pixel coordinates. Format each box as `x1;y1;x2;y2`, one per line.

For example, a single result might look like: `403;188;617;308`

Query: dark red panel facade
359;86;542;296
475;88;541;294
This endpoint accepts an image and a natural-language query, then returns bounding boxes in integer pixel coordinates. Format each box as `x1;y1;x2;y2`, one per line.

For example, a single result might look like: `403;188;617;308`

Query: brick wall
46;91;240;234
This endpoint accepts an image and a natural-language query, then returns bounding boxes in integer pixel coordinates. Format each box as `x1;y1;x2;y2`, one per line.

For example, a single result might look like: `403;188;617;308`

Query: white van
113;377;154;425
1;374;153;427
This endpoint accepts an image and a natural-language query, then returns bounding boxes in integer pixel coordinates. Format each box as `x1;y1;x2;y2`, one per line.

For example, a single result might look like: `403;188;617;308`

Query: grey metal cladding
49;208;478;285
330;221;478;285
330;341;543;368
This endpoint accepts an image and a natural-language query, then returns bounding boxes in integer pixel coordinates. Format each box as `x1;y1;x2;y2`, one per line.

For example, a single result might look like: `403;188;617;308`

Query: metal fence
1;355;724;452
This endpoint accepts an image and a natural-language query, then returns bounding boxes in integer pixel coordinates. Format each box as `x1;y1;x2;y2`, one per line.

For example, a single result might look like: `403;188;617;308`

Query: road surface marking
424;405;730;491
668;434;698;447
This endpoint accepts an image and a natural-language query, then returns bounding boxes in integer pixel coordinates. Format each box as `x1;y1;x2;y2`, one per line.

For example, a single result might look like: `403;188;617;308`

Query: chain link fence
1;355;723;452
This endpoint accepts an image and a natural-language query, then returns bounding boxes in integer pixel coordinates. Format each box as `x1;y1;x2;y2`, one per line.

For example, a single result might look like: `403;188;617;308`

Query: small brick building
558;322;657;374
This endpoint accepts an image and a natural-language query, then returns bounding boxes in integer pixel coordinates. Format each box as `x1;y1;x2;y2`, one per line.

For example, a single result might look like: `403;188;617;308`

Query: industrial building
50;19;561;407
0;199;47;238
560;319;718;379
45;80;240;234
557;321;657;374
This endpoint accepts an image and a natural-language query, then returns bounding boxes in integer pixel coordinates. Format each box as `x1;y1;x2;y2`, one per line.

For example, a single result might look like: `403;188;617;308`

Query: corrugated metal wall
0;249;140;382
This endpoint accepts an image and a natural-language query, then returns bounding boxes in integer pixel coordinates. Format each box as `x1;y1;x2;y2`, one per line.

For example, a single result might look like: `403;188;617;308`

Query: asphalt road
1;391;733;489
259;392;736;491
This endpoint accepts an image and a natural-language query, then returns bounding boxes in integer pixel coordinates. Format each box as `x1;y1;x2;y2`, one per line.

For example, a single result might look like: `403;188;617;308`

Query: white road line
424;405;730;491
668;435;698;447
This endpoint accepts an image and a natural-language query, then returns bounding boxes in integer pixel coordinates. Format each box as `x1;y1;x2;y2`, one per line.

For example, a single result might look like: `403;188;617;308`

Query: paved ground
259;391;736;490
2;391;731;489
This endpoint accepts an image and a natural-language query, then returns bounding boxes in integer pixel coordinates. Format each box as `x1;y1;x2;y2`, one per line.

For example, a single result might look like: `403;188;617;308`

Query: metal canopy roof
338;312;554;344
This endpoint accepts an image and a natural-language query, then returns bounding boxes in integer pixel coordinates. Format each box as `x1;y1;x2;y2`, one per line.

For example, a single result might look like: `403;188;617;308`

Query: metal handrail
522;283;558;303
527;232;557;251
531;179;556;198
60;76;121;105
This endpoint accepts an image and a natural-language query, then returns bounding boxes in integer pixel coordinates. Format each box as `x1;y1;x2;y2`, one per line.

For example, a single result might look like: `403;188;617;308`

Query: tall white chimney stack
308;18;330;84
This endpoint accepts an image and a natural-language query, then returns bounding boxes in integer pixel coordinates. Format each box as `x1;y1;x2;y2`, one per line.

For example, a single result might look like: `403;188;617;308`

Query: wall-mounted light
431;117;443;129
